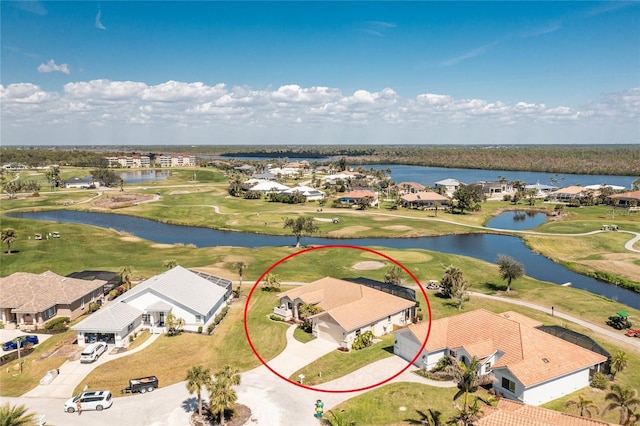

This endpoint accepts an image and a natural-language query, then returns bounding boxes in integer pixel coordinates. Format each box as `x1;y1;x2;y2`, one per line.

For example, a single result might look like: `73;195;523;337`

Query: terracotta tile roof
609;190;640;199
280;277;414;332
397;182;426;190
0;271;106;313
499;311;543;328
477;399;614;426
405;309;607;387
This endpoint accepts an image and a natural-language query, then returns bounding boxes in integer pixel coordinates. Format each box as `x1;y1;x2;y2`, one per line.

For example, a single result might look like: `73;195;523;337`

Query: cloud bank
1;80;638;145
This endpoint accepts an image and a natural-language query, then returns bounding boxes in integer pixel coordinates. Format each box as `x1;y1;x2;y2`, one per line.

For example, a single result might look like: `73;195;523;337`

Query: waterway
485;211;547;231
8;210;640;310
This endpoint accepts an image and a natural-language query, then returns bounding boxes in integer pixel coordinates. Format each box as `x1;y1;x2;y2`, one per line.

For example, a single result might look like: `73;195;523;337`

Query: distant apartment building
105;155;151;168
156;154;196;167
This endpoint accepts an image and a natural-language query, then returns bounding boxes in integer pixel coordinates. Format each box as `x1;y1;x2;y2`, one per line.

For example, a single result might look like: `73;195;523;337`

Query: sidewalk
22;332;161;398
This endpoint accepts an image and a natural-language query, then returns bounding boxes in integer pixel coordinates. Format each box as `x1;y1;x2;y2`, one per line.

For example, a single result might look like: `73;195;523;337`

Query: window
81;297;85;309
501;377;516;393
355;329;361;337
141;314;150;322
195;315;202;322
128;323;134;332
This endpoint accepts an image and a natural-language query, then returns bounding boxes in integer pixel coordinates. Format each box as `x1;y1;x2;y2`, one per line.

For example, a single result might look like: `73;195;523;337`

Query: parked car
2;335;39;351
80;342;108;363
121;375;159;394
64;390;113;413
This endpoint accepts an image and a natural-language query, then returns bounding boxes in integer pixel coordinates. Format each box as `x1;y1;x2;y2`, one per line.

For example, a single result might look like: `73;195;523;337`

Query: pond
118;170;171;184
485;211;547;230
8;210;640;310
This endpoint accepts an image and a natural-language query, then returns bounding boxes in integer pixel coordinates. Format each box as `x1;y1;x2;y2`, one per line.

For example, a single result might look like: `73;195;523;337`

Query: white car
79;342;107;363
64;390;113;413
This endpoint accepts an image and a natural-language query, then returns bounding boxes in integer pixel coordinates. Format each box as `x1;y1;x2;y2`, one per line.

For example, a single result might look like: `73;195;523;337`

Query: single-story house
274;277;416;348
234;164;255;173
548;186;590;202
434;178;464;197
401;191;449;209
524;182;558;198
396;182;426;195
0;271;106;330
248;181;291;194
477;398;613;426
280;185;326;201
608;190;640;207
72;266;232;347
394;309;607;406
250;171;277;181
337;189;378;207
323;171;362;185
64;176;99;189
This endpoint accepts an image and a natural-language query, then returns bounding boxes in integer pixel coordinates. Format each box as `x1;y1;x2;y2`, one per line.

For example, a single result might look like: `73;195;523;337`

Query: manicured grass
0;330;76;397
293;327;316;343
289;334;395;386
75;287;287;397
327;382;494;425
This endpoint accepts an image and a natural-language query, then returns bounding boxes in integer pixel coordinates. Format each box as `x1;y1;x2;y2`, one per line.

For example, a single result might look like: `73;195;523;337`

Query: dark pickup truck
121;376;159;394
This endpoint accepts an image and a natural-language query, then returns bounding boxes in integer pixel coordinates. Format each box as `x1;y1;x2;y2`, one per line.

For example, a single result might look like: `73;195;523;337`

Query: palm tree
438;356;494;411
496;254;525;293
440;265;465;299
208;376;238;426
0;403;37;426
564;395;599;418
233;261;248;296
1;228;17;254
215;364;241;387
185;365;212;416
603;384;640;425
610;350;629;380
118;265;133;290
447;398;484;426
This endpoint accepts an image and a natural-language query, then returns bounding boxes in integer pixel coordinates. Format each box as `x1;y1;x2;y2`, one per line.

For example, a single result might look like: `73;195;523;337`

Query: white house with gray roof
73;266;232;347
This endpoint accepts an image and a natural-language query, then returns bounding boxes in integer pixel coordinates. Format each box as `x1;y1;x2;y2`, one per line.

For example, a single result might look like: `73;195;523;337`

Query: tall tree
185;365;212;416
565;395;599;418
603;384;640;425
263;273;281;292
384;265;406;286
440;265;465;299
208;365;241;426
1;228;17;254
447;398;484;426
497;254;525;292
233;261;248;287
451;276;472;310
283;216;319;247
0;403;37;426
118;265;133;290
610;350;629;381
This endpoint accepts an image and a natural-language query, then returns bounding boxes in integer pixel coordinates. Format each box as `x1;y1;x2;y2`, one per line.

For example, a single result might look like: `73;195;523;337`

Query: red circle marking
243;244;432;393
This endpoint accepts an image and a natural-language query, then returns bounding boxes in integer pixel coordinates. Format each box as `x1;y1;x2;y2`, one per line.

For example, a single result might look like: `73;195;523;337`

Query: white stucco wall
393;328;442;368
522;369;591;406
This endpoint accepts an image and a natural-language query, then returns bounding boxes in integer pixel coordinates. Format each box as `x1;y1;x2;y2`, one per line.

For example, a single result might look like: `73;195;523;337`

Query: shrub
88;302;101;313
109;289;118;300
590;372;608;389
197;326;203;334
269;314;285;322
44;316;70;332
351;331;374;351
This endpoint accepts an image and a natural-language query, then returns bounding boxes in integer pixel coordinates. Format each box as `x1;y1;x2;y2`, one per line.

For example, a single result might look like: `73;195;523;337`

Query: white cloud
95;9;106;30
37;59;70;75
1;80;638;145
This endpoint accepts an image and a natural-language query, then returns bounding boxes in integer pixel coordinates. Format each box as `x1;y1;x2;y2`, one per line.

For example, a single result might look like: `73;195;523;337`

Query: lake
119;170;171;183
9;210;640;310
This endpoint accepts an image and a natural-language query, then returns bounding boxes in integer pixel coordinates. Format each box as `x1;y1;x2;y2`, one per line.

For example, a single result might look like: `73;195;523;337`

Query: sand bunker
327;225;371;237
382;225;412;231
352;261;386;270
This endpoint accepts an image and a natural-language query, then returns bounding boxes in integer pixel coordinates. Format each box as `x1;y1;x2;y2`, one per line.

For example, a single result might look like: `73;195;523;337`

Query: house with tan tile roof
0;271;106;330
274;277;415;348
396;182;427;195
548;186;593;202
608;189;640;207
393;309;607;406
477;398;615;426
401;191;449;209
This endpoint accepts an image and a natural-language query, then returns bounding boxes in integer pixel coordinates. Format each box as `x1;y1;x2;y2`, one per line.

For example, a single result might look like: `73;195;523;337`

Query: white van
64;390;112;413
80;342;107;363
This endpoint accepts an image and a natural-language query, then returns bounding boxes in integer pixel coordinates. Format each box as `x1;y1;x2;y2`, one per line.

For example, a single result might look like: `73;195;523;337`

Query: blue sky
1;1;639;146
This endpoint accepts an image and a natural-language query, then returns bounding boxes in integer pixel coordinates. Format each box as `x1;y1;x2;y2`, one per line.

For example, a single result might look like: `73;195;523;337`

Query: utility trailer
121;376;158;394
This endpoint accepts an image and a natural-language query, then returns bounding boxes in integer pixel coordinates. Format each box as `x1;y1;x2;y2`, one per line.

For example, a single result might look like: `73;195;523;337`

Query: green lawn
289;334;395;386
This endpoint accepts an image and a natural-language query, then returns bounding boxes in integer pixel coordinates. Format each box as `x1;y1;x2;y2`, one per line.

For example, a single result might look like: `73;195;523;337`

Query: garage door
317;325;343;344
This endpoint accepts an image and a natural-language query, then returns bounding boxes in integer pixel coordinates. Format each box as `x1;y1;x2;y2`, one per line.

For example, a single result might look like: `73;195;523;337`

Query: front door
159;312;165;326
